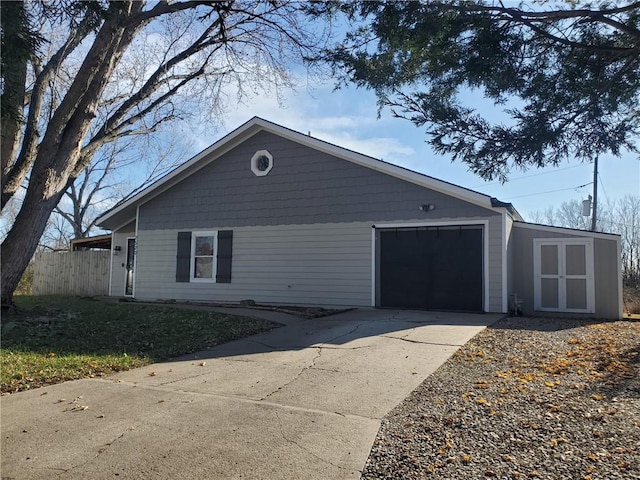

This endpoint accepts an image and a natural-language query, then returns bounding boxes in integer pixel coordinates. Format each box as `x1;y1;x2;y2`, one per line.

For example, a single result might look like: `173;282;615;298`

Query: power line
597;172;610;205
469;164;587;188
504;182;592;200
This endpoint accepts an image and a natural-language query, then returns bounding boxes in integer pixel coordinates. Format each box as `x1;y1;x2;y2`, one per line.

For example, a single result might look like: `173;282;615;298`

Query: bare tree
555;200;594;232
528;196;640;286
615;195;640;286
1;0;328;305
48;134;185;244
528;207;559;227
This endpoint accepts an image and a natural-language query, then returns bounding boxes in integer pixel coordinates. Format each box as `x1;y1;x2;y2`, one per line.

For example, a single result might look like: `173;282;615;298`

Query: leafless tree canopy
529;195;640;286
0;0;330;304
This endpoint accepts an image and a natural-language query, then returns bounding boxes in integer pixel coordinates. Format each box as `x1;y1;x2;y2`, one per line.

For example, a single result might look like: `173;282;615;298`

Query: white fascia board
505;206;524;222
513;221;621;240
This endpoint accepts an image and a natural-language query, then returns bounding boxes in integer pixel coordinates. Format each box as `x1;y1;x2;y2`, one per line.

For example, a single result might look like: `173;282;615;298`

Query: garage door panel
379;226;483;312
380;230;429;309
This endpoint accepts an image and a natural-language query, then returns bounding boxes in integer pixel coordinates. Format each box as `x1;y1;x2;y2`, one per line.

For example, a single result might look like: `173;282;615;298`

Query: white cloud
310;130;415;160
213;85;416;162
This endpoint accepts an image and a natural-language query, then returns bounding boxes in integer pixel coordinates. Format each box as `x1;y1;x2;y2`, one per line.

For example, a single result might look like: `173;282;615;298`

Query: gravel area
363;317;640;480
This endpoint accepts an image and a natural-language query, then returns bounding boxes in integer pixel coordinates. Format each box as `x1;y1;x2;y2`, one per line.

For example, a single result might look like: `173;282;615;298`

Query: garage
377;225;484;312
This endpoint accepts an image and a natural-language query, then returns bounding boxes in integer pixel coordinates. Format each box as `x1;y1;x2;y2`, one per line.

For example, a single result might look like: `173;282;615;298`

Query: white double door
533;238;595;313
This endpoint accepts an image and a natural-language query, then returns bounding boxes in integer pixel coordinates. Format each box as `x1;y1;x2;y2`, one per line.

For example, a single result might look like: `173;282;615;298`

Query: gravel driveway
363;317;640;479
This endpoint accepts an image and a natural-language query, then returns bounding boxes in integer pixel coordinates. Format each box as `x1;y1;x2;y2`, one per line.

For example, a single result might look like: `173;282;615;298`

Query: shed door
534;238;594;313
378;225;483;312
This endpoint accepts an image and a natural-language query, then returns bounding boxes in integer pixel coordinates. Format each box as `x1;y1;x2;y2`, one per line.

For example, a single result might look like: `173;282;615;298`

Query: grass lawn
0;296;280;394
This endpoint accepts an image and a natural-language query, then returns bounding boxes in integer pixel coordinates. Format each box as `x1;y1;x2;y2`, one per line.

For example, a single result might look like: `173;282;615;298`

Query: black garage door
379;225;483;312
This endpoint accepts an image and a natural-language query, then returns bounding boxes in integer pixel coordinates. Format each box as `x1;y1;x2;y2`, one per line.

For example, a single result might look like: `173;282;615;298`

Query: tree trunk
0;1;28;186
1;177;68;306
1;2;144;306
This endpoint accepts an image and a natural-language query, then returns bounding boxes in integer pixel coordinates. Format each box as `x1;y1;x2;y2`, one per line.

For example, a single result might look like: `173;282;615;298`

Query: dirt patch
115;297;353;319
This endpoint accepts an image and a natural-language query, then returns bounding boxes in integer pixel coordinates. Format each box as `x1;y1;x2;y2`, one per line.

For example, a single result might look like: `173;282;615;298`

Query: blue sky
173;79;639;225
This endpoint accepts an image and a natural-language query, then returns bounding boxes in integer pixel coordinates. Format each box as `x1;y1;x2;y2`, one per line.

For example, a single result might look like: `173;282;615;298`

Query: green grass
1;296;280;393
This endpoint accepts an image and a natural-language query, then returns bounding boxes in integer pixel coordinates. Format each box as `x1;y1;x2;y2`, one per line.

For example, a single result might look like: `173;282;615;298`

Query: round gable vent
251;150;273;176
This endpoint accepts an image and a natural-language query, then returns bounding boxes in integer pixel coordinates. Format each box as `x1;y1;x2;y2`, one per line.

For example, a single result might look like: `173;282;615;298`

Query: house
96;117;623;318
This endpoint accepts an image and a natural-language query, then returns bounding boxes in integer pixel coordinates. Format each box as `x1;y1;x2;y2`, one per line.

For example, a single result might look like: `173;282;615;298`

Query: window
191;232;217;281
176;230;233;283
250;150;273;176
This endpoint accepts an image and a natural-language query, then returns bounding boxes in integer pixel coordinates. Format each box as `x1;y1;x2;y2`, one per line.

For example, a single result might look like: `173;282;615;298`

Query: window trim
190;231;218;282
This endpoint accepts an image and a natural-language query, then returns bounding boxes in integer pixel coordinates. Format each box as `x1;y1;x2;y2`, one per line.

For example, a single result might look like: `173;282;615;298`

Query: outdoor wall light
114;246;121;255
419;204;436;212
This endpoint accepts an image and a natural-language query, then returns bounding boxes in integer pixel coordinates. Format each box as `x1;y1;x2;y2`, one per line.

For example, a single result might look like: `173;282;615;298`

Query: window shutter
176;231;192;282
216;230;233;283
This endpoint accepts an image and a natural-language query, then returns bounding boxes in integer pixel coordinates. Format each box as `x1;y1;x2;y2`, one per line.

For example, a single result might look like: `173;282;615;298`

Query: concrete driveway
1;308;501;479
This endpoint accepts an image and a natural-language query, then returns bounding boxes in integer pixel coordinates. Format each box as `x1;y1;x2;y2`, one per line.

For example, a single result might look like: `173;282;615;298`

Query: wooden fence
33;250;110;296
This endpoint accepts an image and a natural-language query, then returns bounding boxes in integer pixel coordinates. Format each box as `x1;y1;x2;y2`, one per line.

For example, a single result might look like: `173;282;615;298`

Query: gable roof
96;116;522;230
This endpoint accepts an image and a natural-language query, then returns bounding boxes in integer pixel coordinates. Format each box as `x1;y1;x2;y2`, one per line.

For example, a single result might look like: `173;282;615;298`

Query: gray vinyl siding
593;238;621;318
110;221;136;297
132;216;506;312
118;131;510;310
138;131;498;230
134;223;373;307
509;224;621;319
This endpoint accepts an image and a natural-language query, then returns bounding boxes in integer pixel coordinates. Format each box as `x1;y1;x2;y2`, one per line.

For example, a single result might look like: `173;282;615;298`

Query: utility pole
591;154;598;232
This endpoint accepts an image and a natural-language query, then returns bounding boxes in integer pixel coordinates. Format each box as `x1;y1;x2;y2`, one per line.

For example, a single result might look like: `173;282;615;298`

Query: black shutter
216;230;233;283
176;231;192;282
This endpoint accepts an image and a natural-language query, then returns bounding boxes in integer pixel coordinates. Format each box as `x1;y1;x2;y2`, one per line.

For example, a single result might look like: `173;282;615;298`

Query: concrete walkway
1;308;501;479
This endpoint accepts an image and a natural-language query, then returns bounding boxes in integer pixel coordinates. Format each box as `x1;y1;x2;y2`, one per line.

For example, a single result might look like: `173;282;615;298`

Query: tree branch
462;2;640;49
2;10;96;209
129;0;229;24
89;16;226;148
